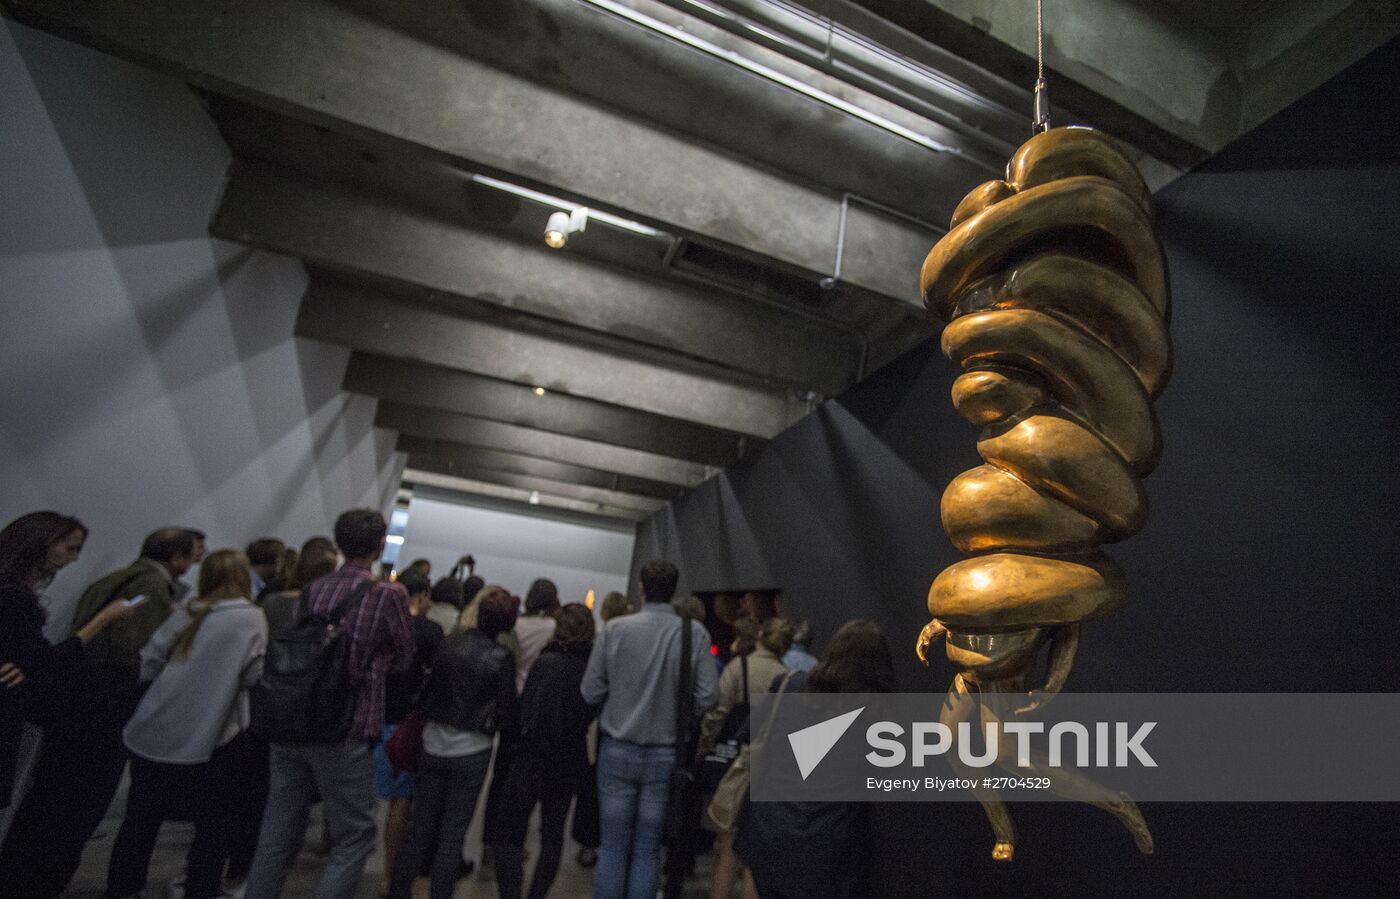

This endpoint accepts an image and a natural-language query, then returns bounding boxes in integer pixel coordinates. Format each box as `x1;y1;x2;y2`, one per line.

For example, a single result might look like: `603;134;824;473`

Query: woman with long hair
495;603;598;899
734;619;897;899
462;584;526;863
388;589;519;899
105;549;268;899
0;512;132;809
599;591;631;623
257;535;337;635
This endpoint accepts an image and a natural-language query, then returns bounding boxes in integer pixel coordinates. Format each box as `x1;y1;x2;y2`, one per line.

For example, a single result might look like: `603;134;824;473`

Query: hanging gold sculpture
917;126;1170;861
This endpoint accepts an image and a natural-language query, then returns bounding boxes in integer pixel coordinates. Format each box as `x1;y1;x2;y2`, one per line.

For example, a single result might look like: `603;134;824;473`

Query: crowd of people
0;506;895;899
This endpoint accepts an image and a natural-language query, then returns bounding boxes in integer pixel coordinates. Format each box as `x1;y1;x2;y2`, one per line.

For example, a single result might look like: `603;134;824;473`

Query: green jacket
71;558;177;673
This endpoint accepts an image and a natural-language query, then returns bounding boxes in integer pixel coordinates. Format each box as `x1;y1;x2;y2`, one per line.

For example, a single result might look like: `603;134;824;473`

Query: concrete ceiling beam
401;469;649;523
6;0;942;303
299;279;805;438
404;455;669;516
339;0;1009;210
397;435;682;501
212;163;859;396
842;0;1217;165
845;0;1398;166
344;354;752;469
375;402;710;488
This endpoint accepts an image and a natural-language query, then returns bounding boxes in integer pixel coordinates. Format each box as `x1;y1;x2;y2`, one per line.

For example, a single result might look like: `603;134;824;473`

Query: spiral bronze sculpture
916;126;1170;861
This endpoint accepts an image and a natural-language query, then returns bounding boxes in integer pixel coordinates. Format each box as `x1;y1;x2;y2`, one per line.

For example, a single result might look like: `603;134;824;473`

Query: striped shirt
305;562;414;739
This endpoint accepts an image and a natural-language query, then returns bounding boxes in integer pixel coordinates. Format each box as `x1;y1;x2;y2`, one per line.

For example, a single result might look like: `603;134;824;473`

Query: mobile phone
124;594;149;608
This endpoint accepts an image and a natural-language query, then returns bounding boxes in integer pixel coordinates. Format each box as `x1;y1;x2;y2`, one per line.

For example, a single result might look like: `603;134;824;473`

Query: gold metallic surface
921;176;1169;322
950;180;1016;229
944;628;1046;680
954;254;1171;396
917;126;1170;861
977;414;1147;536
941;464;1102;554
944;308;1159;469
928;552;1124;629
1006;126;1153;213
950;368;1043;426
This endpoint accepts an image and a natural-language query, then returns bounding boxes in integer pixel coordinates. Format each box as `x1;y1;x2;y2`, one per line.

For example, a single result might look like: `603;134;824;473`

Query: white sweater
124;598;267;764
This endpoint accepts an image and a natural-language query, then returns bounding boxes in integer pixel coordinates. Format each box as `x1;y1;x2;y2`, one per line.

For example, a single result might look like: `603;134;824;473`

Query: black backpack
250;579;373;744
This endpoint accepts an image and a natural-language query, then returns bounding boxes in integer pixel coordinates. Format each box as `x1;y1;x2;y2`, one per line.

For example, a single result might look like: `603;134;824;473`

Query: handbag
384;652;434;772
706;670;795;832
696;655;749;793
384;710;426;772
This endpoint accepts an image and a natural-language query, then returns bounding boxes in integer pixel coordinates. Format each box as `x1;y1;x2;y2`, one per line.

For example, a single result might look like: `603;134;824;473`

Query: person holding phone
1;525;199;899
0;512;134;812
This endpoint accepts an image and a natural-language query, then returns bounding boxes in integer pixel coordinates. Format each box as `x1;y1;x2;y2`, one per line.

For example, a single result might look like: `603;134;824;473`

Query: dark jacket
0;580;86;805
423;629;517;738
517;642;596;780
258;589;300;638
384;616;445;725
733;670;869;899
70;558;176;679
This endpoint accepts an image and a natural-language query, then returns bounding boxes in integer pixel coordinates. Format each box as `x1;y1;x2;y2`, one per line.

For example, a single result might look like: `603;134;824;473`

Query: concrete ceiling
845;0;1399;161
6;0;1393;520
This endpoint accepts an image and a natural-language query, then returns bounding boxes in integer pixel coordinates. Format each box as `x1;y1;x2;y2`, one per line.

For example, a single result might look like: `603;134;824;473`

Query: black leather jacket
422;629;518;737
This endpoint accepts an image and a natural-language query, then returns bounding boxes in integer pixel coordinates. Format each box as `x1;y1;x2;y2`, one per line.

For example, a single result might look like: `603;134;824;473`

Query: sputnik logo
787;708;864;780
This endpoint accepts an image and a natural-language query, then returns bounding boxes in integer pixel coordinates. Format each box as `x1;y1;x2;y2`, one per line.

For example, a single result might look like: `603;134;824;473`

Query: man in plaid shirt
245;509;414;899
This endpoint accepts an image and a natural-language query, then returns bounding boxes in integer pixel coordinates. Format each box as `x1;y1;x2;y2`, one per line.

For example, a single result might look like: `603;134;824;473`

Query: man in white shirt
582;561;717;899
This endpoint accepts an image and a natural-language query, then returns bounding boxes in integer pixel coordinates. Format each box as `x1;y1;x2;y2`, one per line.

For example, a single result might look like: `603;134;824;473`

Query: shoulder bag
705;670;796;832
696;654;749;794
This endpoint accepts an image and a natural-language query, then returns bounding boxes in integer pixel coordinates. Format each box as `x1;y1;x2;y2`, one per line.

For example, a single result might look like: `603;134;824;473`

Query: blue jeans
243;740;376;899
594;738;674;899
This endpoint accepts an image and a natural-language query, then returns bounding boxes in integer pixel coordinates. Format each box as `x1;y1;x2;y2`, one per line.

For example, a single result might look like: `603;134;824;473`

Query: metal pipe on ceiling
645;0;1024;163
578;0;1005;172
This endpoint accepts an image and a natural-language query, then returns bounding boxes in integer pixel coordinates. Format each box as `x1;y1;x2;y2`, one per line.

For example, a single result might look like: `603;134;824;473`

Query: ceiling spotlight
544;211;569;248
543;207;589;248
533;386;547;396
528;490;541;505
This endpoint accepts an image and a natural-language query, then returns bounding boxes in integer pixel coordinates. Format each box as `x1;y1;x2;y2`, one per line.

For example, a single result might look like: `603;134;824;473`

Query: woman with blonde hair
599;590;631;623
105;549;269;899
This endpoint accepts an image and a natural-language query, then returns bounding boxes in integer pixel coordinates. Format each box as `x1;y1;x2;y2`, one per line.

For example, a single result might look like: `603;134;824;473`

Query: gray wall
0;21;405;635
400;487;635;605
634;37;1400;896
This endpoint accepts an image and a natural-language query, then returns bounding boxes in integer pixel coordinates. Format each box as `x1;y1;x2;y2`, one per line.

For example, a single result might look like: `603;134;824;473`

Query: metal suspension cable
1033;0;1050;133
